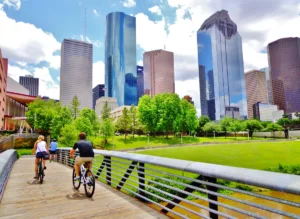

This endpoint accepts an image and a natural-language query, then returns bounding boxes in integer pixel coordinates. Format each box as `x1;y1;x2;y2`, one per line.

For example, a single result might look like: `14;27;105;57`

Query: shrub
266;164;300;175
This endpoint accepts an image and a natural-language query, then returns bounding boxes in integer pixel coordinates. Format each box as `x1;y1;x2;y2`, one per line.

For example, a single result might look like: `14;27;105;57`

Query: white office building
60;39;93;109
95;97;118;118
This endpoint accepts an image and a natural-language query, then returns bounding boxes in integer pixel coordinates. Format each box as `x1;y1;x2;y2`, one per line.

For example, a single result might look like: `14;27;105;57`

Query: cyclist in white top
32;135;49;179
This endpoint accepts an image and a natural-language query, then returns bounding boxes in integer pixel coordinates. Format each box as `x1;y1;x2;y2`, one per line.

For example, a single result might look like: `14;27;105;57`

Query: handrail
0;149;18;202
56;148;300;219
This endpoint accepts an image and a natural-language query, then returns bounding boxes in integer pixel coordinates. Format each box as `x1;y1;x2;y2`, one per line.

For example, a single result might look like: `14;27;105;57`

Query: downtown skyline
0;0;300;115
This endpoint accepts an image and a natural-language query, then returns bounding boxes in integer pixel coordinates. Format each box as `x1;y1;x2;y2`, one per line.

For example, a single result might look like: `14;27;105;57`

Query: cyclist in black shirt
70;132;94;181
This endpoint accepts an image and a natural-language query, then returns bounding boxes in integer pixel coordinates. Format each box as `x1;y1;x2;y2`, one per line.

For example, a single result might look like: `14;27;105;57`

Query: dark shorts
36;152;48;159
49;150;56;154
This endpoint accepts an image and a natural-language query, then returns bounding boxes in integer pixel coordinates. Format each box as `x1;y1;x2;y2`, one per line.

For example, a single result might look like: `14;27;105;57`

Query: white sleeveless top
36;141;47;153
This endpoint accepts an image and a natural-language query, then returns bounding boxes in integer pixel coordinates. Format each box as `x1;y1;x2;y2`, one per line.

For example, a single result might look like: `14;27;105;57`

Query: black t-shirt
73;140;94;157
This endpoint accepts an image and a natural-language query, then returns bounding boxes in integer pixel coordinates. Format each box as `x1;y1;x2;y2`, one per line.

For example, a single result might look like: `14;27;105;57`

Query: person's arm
32;141;37;155
70;143;78;158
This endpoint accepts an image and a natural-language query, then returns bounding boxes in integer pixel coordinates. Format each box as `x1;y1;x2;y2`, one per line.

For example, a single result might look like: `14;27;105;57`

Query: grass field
137;141;300;170
102;135;269;150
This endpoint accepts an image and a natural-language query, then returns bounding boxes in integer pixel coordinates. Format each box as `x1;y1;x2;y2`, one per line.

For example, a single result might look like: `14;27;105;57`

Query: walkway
0;157;167;219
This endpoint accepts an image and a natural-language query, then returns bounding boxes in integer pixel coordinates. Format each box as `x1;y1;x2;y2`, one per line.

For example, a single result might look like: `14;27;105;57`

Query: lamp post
213;131;215;140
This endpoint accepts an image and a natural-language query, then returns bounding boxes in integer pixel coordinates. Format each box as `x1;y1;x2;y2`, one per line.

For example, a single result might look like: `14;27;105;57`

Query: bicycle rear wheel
72;168;81;190
84;170;95;198
38;161;44;184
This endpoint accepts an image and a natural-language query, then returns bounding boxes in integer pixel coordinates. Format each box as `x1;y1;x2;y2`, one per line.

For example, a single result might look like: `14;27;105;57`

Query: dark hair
79;132;86;140
52;139;56;142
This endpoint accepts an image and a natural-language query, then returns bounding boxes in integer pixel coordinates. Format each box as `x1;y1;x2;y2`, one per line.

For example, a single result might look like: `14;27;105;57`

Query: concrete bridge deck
0;157;167;219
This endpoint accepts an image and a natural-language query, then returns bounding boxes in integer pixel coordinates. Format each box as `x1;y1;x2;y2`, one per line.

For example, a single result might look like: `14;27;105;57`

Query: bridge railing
56;148;300;219
0;149;17;202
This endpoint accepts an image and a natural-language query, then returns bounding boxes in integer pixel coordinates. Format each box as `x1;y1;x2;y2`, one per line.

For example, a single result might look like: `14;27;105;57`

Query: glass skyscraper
197;10;247;120
137;65;144;101
105;12;137;106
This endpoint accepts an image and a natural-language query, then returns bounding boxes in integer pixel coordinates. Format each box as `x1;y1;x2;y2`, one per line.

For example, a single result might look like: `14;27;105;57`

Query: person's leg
34;158;39;178
74;157;83;177
42;158;46;169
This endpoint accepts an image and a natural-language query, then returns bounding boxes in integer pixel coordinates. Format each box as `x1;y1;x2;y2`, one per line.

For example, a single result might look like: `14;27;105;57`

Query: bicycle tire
84;170;95;198
39;161;44;184
72;168;81;190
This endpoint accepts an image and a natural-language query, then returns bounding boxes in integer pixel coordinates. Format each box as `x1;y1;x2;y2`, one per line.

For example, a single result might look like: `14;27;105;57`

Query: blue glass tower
197;10;248;120
105;12;137;106
137;65;144;101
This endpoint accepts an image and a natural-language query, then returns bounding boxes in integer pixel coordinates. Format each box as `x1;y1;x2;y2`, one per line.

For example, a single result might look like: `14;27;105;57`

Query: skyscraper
105;12;137;106
60;39;93;109
137;65;144;101
0;49;7;129
197;10;247;120
260;67;272;104
245;70;268;119
19;75;39;96
93;84;105;110
268;37;300;113
143;50;175;97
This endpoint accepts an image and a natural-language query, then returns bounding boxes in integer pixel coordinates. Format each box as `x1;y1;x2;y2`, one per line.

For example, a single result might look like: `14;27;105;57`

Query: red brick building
0;49;8;129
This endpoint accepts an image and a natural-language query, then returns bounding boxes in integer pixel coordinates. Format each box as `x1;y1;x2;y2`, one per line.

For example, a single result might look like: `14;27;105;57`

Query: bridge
1;149;300;218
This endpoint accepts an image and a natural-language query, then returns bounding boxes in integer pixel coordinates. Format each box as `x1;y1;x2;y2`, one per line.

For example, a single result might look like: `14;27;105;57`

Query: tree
244;120;263;138
79;108;100;134
229;120;244;139
50;106;73;139
101;101;111;121
100;119;114;144
277;118;291;127
129;105;138;138
118;107;131;139
266;123;283;139
58;123;78;147
198;116;210;135
202;122;220;136
70;95;80;119
220;116;233;138
138;95;157;137
282;114;289;119
74;117;94;137
178;99;198;135
294;112;300;119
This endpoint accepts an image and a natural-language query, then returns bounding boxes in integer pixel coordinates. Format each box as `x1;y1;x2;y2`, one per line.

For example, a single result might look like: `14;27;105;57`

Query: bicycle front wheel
72;168;81;190
84;170;95;198
39;163;44;184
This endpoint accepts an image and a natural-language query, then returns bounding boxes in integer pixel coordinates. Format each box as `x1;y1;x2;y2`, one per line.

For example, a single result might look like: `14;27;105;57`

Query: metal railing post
137;162;146;202
206;176;218;219
106;156;111;185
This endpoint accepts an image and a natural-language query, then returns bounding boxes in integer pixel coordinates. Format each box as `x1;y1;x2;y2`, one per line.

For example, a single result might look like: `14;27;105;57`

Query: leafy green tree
277;118;291;127
70;95;80;119
244;120;263;138
129;105;138;137
229;120;244;139
79;108;100;134
198;116;210;134
179;99;198;135
101;101;111;121
138;95;157;137
58;123;78;146
295;112;300;119
265;123;283;139
202;122;220;136
26;98;58;132
50;106;73;139
220;116;233;138
118;107;131;139
282;114;289;119
74;117;93;137
100;119;114;144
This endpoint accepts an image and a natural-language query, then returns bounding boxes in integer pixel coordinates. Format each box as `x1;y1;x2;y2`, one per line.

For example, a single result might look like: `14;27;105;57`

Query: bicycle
72;162;95;198
37;157;45;184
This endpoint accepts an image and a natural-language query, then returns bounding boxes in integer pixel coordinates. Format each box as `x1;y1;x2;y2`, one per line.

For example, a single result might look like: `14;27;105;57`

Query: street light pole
181;133;182;145
213;131;215;140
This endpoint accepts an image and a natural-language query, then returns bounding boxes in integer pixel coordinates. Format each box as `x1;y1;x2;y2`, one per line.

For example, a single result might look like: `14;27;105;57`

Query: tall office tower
268;37;300;113
60;39;93;109
19;75;39;96
143;50;175;97
245;70;268;119
0;49;7;129
105;12;137;106
260;67;272;104
137;65;144;101
197;10;247;120
92;84;105;109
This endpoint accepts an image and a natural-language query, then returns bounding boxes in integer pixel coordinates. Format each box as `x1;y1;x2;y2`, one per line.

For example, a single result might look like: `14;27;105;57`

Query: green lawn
137;141;300;170
102;135;270;150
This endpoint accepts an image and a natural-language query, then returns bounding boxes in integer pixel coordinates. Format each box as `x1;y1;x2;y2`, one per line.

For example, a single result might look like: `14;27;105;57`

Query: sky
0;0;300;114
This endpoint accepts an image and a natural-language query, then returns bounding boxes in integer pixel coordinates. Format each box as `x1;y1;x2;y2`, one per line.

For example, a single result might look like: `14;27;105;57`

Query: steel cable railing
56;149;300;219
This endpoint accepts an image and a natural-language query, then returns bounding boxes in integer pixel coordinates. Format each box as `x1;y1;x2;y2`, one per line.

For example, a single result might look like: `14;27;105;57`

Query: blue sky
0;0;300;114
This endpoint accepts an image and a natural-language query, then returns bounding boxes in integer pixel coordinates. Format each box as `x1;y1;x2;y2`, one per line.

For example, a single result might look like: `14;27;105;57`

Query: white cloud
47;55;61;69
2;0;21;10
57;76;60;82
7;65;59;99
93;61;105;88
79;35;102;48
122;0;136;8
137;60;143;66
93;9;99;16
0;9;60;67
148;5;162;15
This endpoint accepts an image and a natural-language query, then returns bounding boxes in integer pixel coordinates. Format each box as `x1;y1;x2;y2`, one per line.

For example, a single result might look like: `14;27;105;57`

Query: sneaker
34;176;38;179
